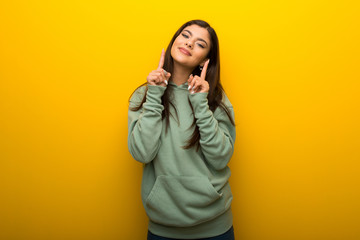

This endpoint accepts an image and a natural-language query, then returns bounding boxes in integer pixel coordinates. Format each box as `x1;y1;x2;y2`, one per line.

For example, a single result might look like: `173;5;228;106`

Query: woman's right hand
146;49;171;87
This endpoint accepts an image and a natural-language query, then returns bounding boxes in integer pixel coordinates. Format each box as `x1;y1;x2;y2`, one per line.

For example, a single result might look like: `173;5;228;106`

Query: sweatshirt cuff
146;85;166;104
189;92;212;119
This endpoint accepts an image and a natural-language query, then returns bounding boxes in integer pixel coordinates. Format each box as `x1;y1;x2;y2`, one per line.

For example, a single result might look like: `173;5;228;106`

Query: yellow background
1;0;359;239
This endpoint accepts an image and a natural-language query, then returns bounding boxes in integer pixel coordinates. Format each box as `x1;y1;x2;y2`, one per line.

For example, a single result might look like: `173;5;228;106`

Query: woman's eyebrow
183;30;208;46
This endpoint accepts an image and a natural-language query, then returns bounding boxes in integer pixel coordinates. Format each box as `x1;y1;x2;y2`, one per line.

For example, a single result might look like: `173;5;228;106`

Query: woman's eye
182;33;205;48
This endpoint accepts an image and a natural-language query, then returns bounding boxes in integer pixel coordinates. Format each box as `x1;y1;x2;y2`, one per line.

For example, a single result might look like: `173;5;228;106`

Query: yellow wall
1;1;359;239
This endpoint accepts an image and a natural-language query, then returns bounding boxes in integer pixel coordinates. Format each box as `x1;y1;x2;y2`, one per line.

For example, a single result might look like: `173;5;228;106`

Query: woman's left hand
188;59;210;94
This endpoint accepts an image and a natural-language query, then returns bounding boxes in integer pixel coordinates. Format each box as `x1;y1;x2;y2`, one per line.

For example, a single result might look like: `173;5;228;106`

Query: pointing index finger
158;48;165;69
200;59;210;79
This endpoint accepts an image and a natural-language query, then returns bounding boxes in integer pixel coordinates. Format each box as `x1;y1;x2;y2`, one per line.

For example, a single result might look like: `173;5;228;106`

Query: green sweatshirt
127;80;236;239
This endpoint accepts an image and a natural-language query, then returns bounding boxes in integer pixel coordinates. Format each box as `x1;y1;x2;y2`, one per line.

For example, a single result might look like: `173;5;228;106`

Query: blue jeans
147;226;235;240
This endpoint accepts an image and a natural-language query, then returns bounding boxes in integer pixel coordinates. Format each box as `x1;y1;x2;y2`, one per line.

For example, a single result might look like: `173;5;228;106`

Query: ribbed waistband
148;207;233;239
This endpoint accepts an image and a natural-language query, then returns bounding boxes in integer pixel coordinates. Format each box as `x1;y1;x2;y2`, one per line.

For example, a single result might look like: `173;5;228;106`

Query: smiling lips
179;47;191;56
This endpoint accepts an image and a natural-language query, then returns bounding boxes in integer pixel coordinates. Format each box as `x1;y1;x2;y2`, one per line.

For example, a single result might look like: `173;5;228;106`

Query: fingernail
192;86;195;90
163;69;167;75
191;90;195;94
188;85;191;90
164;80;168;85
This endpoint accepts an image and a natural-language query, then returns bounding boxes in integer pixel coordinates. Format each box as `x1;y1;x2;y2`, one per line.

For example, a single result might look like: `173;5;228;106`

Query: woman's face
170;24;211;69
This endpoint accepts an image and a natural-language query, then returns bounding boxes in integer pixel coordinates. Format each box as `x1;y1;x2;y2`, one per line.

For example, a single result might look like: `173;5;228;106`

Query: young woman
128;19;236;240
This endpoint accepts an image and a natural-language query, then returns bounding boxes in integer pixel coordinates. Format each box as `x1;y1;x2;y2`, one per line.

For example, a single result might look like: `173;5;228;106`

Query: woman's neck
170;62;194;86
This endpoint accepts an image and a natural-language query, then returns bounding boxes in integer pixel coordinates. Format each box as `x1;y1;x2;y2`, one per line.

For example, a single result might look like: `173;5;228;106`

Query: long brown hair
129;19;235;150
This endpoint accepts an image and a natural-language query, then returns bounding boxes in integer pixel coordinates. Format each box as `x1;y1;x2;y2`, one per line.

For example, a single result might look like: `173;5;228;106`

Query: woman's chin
172;58;196;69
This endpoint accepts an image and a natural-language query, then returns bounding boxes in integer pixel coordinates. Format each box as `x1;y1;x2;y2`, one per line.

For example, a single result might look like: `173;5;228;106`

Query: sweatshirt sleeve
128;85;166;163
189;92;236;170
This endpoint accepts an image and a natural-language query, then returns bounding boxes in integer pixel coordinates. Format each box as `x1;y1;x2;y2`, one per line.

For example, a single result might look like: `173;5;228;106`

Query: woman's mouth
179;47;191;56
